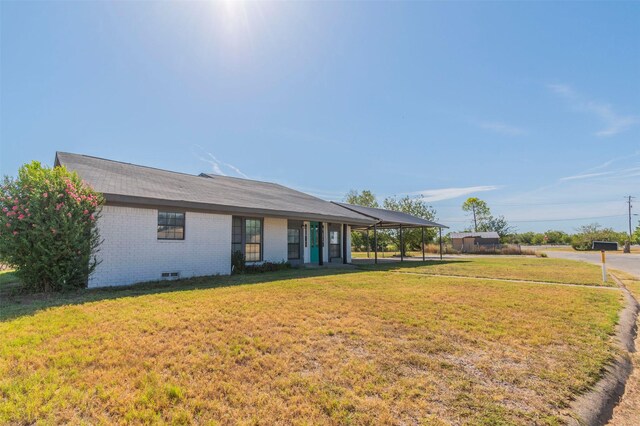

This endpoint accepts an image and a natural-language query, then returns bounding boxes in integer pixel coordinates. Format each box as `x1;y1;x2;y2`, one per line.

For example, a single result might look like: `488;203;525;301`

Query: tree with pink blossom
0;161;103;292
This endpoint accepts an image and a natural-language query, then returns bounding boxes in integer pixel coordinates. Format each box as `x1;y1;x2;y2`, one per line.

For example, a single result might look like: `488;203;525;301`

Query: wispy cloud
559;171;614;182
201;153;227;176
558;151;640;183
475;120;525;136
412;185;500;202
220;160;249;179
548;83;639;137
192;145;249;178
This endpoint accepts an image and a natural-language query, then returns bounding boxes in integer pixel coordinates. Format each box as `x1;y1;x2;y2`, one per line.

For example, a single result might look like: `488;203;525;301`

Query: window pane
245;219;261;244
232;243;242;255
288;243;300;259
288;229;300;244
245;243;260;261
174;228;184;239
330;231;338;244
232;216;242;243
158;227;168;239
158;211;185;240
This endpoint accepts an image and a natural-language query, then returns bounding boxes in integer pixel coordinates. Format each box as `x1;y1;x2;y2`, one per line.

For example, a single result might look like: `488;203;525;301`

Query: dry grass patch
0;269;622;425
358;256;611;287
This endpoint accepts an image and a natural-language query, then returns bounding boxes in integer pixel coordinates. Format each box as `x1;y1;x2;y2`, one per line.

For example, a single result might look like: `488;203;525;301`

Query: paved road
543;250;640;278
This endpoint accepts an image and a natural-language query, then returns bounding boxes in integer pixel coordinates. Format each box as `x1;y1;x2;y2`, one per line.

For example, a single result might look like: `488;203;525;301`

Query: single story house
55;152;446;288
450;231;500;252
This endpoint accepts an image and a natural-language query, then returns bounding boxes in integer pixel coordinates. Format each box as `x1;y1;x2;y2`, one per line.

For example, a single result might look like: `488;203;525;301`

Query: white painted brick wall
262;217;288;263
90;205;232;288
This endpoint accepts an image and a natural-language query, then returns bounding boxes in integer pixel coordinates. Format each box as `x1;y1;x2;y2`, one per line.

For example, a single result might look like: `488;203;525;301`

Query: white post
601;250;607;283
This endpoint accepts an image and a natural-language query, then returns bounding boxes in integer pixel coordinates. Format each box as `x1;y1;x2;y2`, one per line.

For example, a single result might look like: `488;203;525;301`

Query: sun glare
214;0;253;45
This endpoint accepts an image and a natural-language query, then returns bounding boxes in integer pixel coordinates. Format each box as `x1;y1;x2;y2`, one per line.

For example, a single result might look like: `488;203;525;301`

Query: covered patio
333;202;448;264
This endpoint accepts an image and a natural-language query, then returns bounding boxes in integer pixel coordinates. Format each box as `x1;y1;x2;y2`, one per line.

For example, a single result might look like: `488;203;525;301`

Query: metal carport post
399;225;404;262
373;223;378;264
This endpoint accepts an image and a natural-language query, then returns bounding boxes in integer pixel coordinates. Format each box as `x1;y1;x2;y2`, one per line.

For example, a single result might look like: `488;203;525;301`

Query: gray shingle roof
450;232;500;239
55;152;375;225
333;202;448;229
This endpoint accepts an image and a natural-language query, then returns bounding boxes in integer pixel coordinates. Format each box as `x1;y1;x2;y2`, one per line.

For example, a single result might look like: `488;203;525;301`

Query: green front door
309;222;319;263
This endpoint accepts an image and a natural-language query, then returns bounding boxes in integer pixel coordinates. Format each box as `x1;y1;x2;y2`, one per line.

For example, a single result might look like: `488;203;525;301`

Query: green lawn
0;265;623;425
357;256;612;287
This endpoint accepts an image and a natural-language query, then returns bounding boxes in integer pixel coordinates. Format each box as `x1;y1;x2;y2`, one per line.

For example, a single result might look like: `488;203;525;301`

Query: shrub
0;161;103;292
231;250;245;274
244;261;291;274
467;245;535;255
473;245;522;255
423;243;460;254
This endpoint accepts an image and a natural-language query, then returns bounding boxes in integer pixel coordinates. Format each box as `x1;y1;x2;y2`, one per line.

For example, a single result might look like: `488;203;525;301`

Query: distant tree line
501;230;572;245
458;198;632;250
347;192;635;253
491;224;629;250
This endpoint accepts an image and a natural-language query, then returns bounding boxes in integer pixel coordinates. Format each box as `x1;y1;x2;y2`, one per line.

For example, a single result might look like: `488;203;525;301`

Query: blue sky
1;1;639;233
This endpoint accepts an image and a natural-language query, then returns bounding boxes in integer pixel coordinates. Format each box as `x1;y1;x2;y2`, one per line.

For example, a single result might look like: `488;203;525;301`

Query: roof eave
103;193;376;226
332;202;448;229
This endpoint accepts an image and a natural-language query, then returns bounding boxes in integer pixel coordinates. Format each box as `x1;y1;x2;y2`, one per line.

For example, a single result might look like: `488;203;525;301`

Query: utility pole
625;196;635;253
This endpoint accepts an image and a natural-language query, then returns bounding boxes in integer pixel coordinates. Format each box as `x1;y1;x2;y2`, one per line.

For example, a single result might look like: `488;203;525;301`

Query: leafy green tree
571;223;628;251
461;197;513;239
504;230;572;245
0;161;103;292
543;230;571;245
476;215;514;238
344;189;381;252
383;195;437;255
345;189;379;208
462;197;491;232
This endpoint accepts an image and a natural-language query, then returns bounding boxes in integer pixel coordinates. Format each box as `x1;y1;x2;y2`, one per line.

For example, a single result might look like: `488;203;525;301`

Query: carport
333;202;449;264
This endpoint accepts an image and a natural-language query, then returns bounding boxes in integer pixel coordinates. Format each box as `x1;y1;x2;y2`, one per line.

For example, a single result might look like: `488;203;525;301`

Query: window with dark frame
245;218;262;262
231;217;263;262
157;211;185;240
287;228;300;260
232;217;243;255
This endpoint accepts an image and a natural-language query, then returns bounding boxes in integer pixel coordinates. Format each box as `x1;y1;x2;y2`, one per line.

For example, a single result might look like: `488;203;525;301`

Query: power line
445;214;628;224
431;199;625;208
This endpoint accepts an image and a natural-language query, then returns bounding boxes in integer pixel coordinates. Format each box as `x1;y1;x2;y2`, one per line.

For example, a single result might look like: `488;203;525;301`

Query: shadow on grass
0;267;367;323
353;258;471;272
1;259;477;322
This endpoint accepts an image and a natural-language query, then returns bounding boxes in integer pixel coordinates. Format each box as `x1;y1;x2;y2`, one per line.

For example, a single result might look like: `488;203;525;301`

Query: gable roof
55;152;375;225
449;232;500;239
333;202;448;229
